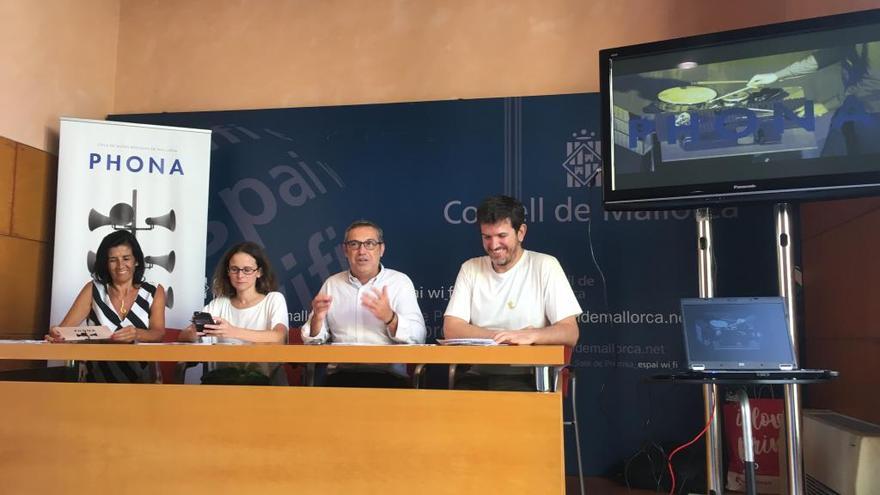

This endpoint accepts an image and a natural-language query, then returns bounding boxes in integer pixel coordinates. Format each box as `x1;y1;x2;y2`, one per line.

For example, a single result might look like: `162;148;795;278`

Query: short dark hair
345;220;384;242
212;242;278;298
92;230;145;285
477;195;526;231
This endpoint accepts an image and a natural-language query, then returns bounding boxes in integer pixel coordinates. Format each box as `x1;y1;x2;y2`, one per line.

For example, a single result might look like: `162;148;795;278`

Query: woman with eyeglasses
47;230;166;382
179;242;288;383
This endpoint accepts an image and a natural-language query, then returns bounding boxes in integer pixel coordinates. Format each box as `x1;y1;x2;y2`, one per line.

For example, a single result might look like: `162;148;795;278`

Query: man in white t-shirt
444;195;582;390
302;220;426;387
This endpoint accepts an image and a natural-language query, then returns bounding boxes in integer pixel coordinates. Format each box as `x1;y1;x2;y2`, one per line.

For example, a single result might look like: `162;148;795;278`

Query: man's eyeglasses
343;239;383;251
228;266;259;276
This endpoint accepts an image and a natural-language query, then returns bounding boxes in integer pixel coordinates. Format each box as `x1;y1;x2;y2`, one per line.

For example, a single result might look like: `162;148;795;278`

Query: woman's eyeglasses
228;266;259;275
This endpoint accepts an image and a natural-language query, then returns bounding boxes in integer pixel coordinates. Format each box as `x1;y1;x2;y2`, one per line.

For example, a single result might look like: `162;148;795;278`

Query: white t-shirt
203;291;289;383
445;250;582;331
204;291;289;344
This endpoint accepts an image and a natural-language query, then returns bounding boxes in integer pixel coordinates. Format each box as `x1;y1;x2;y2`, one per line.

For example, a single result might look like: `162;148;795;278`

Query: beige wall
0;0;120;154
112;0;880;114
3;0;879;152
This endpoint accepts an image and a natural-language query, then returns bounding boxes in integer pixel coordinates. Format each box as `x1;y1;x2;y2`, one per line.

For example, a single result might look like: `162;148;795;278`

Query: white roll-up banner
51;118;212;330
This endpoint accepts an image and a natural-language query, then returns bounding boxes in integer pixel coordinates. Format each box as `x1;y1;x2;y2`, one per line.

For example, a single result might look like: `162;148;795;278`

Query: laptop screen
680;297;797;370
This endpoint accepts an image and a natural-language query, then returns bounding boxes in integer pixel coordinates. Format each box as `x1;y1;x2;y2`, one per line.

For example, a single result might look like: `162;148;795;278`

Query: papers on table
0;339;49;344
436;338;498;346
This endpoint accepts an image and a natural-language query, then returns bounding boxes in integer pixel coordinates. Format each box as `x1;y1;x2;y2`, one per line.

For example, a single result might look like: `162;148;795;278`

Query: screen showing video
608;21;880;194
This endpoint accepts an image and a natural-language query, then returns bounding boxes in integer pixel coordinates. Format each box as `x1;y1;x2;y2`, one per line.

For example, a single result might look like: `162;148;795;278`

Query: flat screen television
600;8;880;210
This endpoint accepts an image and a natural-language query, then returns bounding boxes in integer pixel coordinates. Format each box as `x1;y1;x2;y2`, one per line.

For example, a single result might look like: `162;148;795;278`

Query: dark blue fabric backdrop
112;93;784;476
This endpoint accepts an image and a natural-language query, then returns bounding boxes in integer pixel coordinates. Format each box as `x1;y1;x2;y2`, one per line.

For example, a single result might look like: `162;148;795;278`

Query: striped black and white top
84;281;158;383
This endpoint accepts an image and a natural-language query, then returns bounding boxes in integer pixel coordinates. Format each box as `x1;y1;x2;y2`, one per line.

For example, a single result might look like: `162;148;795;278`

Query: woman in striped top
48;230;166;382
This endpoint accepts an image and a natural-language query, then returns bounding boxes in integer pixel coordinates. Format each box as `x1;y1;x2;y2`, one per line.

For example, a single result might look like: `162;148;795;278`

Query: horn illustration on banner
88;203;134;231
165;286;174;309
145;251;175;272
87;191;175;236
145;210;176;231
86;250;97;273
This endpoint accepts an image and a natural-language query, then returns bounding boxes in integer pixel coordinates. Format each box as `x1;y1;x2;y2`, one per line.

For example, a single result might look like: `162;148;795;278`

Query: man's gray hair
345;219;384;241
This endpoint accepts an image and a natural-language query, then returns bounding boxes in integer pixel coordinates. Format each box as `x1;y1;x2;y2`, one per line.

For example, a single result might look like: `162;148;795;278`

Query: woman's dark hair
212;242;278;297
92;230;146;285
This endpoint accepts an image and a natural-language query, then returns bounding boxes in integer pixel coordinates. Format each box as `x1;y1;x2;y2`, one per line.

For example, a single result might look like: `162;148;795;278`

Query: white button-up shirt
302;265;426;346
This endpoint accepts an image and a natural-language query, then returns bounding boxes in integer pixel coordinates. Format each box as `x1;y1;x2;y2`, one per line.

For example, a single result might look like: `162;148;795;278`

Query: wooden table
0;343;565;494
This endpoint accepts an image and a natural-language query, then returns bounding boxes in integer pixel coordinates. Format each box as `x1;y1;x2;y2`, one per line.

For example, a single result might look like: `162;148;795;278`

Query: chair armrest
447;364;477;389
412;364;426;389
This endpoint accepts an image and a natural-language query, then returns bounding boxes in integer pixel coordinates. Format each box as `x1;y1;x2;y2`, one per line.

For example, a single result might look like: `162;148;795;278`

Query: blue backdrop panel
112;93;783;476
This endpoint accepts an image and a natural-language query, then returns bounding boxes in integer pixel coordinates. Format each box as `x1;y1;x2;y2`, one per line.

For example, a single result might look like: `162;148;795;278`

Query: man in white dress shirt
444;195;582;390
302;220;426;387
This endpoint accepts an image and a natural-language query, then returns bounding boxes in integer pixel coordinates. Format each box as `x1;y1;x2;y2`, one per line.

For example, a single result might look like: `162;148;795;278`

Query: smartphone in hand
191;311;215;333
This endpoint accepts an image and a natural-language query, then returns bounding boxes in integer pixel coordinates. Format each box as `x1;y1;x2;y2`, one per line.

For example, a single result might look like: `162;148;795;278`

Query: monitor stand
690;204;806;495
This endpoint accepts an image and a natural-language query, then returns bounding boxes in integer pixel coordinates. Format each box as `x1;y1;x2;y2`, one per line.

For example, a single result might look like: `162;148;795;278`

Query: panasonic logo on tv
733;184;757;190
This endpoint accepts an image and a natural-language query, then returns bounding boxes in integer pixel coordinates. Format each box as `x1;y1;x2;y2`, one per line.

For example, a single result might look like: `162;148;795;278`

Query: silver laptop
678;297;835;380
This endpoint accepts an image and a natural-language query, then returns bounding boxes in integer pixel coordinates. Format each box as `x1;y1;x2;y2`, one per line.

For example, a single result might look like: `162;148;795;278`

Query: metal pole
696;208;723;495
774;203;804;495
737;390;757;495
131;189;138;236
